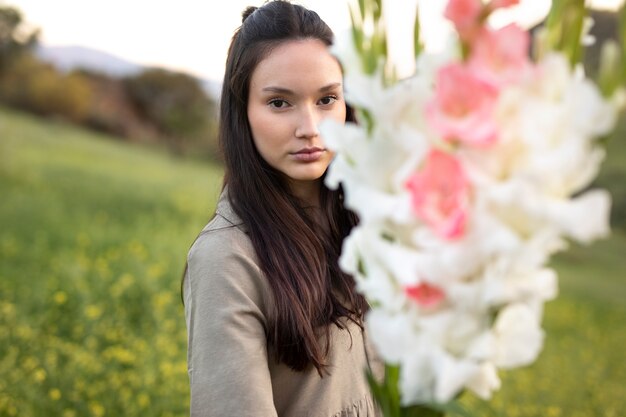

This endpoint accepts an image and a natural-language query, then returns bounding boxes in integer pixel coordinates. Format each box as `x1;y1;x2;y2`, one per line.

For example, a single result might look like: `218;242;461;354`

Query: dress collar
214;186;245;228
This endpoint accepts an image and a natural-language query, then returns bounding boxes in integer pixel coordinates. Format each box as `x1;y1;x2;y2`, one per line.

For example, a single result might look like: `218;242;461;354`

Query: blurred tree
74;69;161;141
0;54;92;122
124;68;218;156
0;5;39;72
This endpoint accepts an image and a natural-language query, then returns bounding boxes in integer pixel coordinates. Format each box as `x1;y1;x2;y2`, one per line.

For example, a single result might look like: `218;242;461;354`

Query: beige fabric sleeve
184;227;278;417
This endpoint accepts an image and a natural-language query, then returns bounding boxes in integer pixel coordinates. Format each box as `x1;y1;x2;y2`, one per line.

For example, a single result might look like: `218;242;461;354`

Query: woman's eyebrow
261;86;294;95
261;82;342;95
319;82;342;92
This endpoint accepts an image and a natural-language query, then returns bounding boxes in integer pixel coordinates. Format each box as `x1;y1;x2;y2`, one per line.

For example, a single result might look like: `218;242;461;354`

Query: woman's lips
291;147;326;162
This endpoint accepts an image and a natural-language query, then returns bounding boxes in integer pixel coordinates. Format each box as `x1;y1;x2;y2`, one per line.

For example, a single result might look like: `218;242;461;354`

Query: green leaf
371;30;383;64
597;40;622;97
563;0;587;66
373;0;383;21
384;364;402;415
349;6;365;55
365;50;378;75
366;367;399;417
358;0;366;19
356;107;375;135
543;0;566;50
618;3;626;85
366;363;477;417
543;0;588;66
413;6;423;59
357;254;366;275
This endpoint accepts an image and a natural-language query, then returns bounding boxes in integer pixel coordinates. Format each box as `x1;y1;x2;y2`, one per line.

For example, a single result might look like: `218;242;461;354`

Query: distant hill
34;44;222;99
35;44;143;77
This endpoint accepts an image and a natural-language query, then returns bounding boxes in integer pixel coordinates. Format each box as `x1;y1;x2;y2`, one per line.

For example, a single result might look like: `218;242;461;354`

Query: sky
6;0;625;82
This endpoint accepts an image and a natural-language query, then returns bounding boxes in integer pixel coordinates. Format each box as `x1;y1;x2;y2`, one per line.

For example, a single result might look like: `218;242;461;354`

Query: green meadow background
1;105;625;416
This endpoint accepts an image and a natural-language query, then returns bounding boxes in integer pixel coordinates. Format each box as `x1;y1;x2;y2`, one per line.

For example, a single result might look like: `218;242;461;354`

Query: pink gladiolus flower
444;0;483;41
405;149;470;239
426;63;499;146
405;282;446;309
468;24;531;87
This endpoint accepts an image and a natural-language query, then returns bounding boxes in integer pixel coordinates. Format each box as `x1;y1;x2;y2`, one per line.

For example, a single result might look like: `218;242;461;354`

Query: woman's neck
288;178;322;208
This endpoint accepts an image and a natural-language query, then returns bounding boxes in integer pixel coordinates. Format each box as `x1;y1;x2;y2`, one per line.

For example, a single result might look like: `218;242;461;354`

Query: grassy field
1;106;625;416
0;107;223;416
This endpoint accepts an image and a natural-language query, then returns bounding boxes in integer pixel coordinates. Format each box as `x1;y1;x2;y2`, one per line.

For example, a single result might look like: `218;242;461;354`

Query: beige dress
183;190;384;417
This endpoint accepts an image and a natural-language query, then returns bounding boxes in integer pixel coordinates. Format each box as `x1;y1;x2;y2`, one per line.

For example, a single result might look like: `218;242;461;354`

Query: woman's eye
269;99;289;109
319;95;338;105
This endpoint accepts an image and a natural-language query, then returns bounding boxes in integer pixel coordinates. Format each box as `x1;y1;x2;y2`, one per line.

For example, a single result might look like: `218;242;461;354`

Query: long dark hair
205;0;366;376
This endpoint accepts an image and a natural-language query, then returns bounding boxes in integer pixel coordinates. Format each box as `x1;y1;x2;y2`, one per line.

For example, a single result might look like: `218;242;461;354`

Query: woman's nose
295;106;320;139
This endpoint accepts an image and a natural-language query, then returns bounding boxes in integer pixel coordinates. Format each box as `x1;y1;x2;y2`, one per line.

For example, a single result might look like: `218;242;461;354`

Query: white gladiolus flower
399;345;437;404
320;119;426;224
366;309;421;363
321;7;619;405
433;353;481;403
493;303;544;368
544;190;612;244
466;362;501;400
492;53;616;196
483;266;558;308
339;227;405;309
409;207;521;286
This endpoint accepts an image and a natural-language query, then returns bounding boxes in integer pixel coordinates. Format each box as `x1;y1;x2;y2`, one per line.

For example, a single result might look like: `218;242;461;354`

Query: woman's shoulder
187;214;255;272
184;193;271;310
187;187;253;264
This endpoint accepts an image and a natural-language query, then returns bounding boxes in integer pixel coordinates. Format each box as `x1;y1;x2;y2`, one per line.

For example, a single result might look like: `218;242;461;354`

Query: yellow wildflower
88;402;105;417
85;305;103;320
48;388;61;401
33;368;46;383
138;393;150;408
53;291;68;305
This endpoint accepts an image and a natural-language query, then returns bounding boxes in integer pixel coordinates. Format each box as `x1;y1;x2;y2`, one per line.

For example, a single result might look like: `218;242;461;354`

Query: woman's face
247;38;346;192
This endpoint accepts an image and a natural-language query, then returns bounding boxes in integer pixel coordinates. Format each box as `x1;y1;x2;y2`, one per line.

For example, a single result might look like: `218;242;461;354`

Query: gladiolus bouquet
320;0;626;415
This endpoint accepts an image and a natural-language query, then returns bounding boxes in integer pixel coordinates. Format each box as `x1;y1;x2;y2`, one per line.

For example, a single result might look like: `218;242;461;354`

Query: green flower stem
543;0;588;66
367;364;446;417
413;6;423;59
366;364;478;417
563;0;586;66
618;3;626;85
597;40;622;97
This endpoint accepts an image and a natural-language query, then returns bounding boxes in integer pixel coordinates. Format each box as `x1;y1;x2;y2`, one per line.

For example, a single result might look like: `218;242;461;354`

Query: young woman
182;1;383;415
